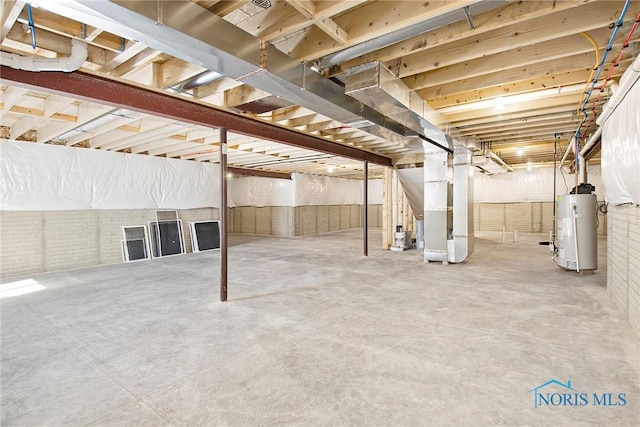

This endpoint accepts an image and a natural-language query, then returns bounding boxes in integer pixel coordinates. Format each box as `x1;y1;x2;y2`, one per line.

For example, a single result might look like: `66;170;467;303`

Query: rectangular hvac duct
345;61;452;150
45;0;430;157
451;147;474;263
423;149;449;262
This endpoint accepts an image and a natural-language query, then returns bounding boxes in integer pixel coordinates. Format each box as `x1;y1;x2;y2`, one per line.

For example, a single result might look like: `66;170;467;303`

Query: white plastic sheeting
292;174;382;206
230;176;294;207
0;140;219;210
0;140;382;210
231;174;382;207
601;68;640;205
474;166;603;203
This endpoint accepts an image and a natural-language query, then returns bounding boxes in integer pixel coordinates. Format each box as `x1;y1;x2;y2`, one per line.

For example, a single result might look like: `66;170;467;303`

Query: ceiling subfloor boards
0;66;391;167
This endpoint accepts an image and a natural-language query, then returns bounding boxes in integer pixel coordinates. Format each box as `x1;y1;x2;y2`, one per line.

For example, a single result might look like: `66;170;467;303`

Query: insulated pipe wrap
1;39;87;72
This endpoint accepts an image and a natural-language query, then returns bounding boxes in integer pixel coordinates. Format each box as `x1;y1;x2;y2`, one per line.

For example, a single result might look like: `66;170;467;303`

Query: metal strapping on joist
237;40;269;82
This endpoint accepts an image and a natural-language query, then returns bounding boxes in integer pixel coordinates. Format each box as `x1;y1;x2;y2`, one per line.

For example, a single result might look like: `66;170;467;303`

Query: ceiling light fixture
327;165;335;173
493;96;505;111
516;147;524;156
526;162;533;171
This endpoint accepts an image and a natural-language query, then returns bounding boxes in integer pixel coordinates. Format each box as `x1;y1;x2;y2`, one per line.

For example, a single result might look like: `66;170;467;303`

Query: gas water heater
554;192;598;272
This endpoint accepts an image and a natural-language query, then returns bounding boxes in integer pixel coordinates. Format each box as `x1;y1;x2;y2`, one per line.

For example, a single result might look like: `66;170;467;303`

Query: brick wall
474;202;607;236
0;211;44;277
230;205;382;237
607;204;640;335
0;208;217;279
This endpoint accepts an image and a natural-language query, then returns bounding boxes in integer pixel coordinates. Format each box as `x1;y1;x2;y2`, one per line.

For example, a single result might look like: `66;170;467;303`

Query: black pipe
363;160;369;257
220;127;228;302
418;134;454;154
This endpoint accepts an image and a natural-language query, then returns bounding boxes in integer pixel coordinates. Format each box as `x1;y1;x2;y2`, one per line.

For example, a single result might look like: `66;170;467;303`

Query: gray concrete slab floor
1;229;639;426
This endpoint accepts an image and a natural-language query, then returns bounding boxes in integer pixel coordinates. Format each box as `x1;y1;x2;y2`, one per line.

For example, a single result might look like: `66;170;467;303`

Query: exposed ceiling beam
1;0;23;41
0;67;391;166
325;0;595;77
254;0;367;42
286;0;347;45
228;166;291;180
396;2;619;79
276;0;479;61
205;0;250;17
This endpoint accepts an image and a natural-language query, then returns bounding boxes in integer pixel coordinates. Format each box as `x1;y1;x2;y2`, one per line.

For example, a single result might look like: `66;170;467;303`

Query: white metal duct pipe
487;151;514;172
452;147;474;263
0;38;87;72
423;149;449;263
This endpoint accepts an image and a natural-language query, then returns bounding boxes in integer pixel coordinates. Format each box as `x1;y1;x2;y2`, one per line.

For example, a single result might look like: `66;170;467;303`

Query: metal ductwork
472;151;514;175
317;1;506;71
423;149;450;262
37;0;474;262
451;147;474;263
342;61;473;263
0;38;87;72
344;60;456;152
396;166;425;221
41;0;445;155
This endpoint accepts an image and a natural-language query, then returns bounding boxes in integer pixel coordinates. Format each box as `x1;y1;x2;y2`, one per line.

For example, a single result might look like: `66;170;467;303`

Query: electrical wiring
557;141;570;193
577;31;601;117
570;0;632;171
581;10;640;134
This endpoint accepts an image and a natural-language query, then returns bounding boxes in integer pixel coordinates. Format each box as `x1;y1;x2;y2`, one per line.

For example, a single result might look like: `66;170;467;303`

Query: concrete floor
1;229;639;426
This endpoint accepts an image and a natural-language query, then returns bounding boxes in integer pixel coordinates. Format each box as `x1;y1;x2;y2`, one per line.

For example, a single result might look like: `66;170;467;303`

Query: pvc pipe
502;226;506;243
513;230;518;243
579;126;603;157
0;38;87;72
572;204;581;273
559;136;575;167
578;154;587;184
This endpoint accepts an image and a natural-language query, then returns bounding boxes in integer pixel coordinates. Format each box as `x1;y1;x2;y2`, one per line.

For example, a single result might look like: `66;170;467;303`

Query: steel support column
220;128;228;302
363;160;369;257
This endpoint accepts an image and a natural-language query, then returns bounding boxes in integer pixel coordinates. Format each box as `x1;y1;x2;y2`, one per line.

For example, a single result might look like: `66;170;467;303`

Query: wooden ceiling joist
0;67;391;165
